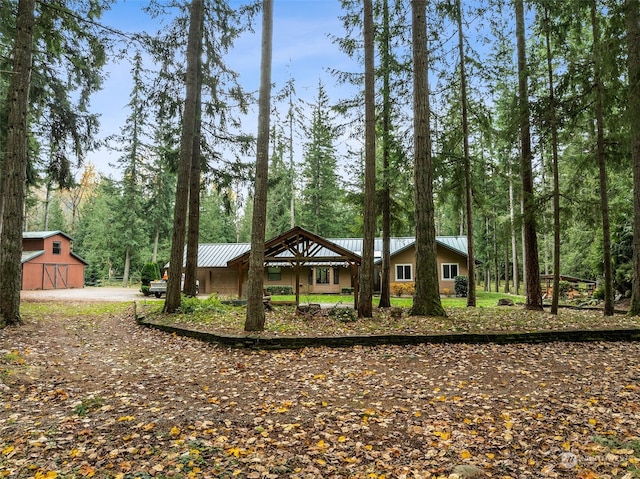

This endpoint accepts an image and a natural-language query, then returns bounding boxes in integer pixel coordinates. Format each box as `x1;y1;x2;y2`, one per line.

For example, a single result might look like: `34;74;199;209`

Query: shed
21;231;88;290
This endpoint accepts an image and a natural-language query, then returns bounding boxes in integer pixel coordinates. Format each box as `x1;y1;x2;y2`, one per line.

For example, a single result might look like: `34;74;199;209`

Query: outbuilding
21;231;88;290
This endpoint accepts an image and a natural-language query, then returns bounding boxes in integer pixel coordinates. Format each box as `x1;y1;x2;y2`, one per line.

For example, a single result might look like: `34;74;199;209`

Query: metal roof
198;243;251;268
21;250;44;263
195;235;468;268
23;230;74;241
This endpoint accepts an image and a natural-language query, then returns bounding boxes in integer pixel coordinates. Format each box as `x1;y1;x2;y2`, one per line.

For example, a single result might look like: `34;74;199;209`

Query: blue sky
89;1;359;176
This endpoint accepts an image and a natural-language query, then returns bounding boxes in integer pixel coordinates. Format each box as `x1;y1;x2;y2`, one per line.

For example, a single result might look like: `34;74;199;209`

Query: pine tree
627;0;640;315
244;0;273;332
410;0;445;318
299;81;347;238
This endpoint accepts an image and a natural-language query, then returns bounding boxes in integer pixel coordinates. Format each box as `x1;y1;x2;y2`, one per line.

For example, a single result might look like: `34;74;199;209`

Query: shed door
43;264;68;289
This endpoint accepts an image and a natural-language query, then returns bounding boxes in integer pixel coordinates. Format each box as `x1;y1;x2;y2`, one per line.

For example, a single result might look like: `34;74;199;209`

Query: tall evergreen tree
358;0;376;318
515;0;543;310
410;0;446;318
590;0;614;316
244;0;273;332
627;0;640;316
0;0;35;326
266;124;293;238
164;0;204;313
110;52;149;287
299;81;347;238
454;0;476;307
1;0;109;326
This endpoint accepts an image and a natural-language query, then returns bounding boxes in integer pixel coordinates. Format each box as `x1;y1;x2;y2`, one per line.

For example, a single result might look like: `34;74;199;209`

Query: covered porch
227;226;362;307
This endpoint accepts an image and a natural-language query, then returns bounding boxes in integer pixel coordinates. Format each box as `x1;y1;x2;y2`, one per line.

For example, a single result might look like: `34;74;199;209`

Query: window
316;268;330;284
333;267;340;285
267;267;281;281
395;264;412;281
52;241;61;255
442;263;459;280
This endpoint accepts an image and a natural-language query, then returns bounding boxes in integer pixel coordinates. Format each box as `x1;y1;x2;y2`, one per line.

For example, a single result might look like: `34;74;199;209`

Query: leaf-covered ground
144;299;640;338
2;302;640;479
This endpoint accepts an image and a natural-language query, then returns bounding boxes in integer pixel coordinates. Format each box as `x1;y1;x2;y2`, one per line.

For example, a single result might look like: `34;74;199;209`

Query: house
21;231;88;290
186;227;468;299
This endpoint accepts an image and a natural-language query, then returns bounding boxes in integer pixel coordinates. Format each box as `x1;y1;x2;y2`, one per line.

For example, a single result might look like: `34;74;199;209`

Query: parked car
149;274;199;298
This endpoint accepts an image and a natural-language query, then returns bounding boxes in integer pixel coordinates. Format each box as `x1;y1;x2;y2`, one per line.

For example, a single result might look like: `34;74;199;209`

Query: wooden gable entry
227;226;362;307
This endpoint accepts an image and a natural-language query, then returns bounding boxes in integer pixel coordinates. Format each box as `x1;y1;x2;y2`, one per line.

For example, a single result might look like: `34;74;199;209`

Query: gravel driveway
20;286;153;302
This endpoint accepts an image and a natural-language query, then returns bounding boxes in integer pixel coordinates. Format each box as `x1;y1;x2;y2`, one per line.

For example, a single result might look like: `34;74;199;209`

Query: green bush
265;285;293;295
593;286;605;300
558;280;571;298
179;294;225;314
454;276;468;297
328;307;357;323
141;262;160;287
141;285;150;296
341;287;354;294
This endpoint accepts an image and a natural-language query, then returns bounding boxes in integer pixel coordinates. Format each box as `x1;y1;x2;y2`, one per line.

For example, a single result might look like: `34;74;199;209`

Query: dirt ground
20;286;158;302
1;301;640;478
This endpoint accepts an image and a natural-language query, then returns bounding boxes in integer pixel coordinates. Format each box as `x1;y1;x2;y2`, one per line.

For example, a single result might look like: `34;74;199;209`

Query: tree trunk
591;0;614;316
244;0;273;332
504;240;510;293
152;226;159;264
515;0;543;310
164;0;203;313
410;0;446;317
456;0;475;307
494;220;499;292
509;175;519;295
122;245;131;288
378;0;391;309
358;0;376;318
543;7;561;315
184;54;203;298
626;0;640;316
0;0;36;327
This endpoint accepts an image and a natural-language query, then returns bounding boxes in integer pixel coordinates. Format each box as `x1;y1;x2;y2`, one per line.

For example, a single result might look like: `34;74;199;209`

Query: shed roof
21;250;44;263
23;230;74;241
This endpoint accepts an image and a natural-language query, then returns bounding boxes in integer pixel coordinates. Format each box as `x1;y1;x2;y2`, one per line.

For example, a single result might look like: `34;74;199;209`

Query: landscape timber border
132;302;640;351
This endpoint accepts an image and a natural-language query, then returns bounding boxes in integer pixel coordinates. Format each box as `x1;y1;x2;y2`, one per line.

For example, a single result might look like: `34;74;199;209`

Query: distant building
21;231;88;290
180;226;469;297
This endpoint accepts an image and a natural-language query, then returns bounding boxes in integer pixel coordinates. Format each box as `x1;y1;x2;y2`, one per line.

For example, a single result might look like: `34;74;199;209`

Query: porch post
295;259;300;306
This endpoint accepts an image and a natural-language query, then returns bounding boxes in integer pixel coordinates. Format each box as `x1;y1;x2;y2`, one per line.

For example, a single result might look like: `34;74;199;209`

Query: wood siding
22;233;86;290
198;243;467;297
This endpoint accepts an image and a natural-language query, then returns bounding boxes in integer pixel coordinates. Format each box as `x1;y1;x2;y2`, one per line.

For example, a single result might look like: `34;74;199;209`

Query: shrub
454;276;468;297
341;287;354;294
141;285;150;296
390;283;404;297
179;294;225;314
141;262;160;287
557;280;571;299
593;286;605;300
265;285;293;295
391;282;415;297
328;307;357;323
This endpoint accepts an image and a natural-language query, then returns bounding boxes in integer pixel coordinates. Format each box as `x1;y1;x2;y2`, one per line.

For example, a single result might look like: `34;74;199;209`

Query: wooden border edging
132;302;640;350
134;315;640;351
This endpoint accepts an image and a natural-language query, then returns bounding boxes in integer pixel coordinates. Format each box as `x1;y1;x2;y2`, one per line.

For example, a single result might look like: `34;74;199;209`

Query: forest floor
1;300;640;479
